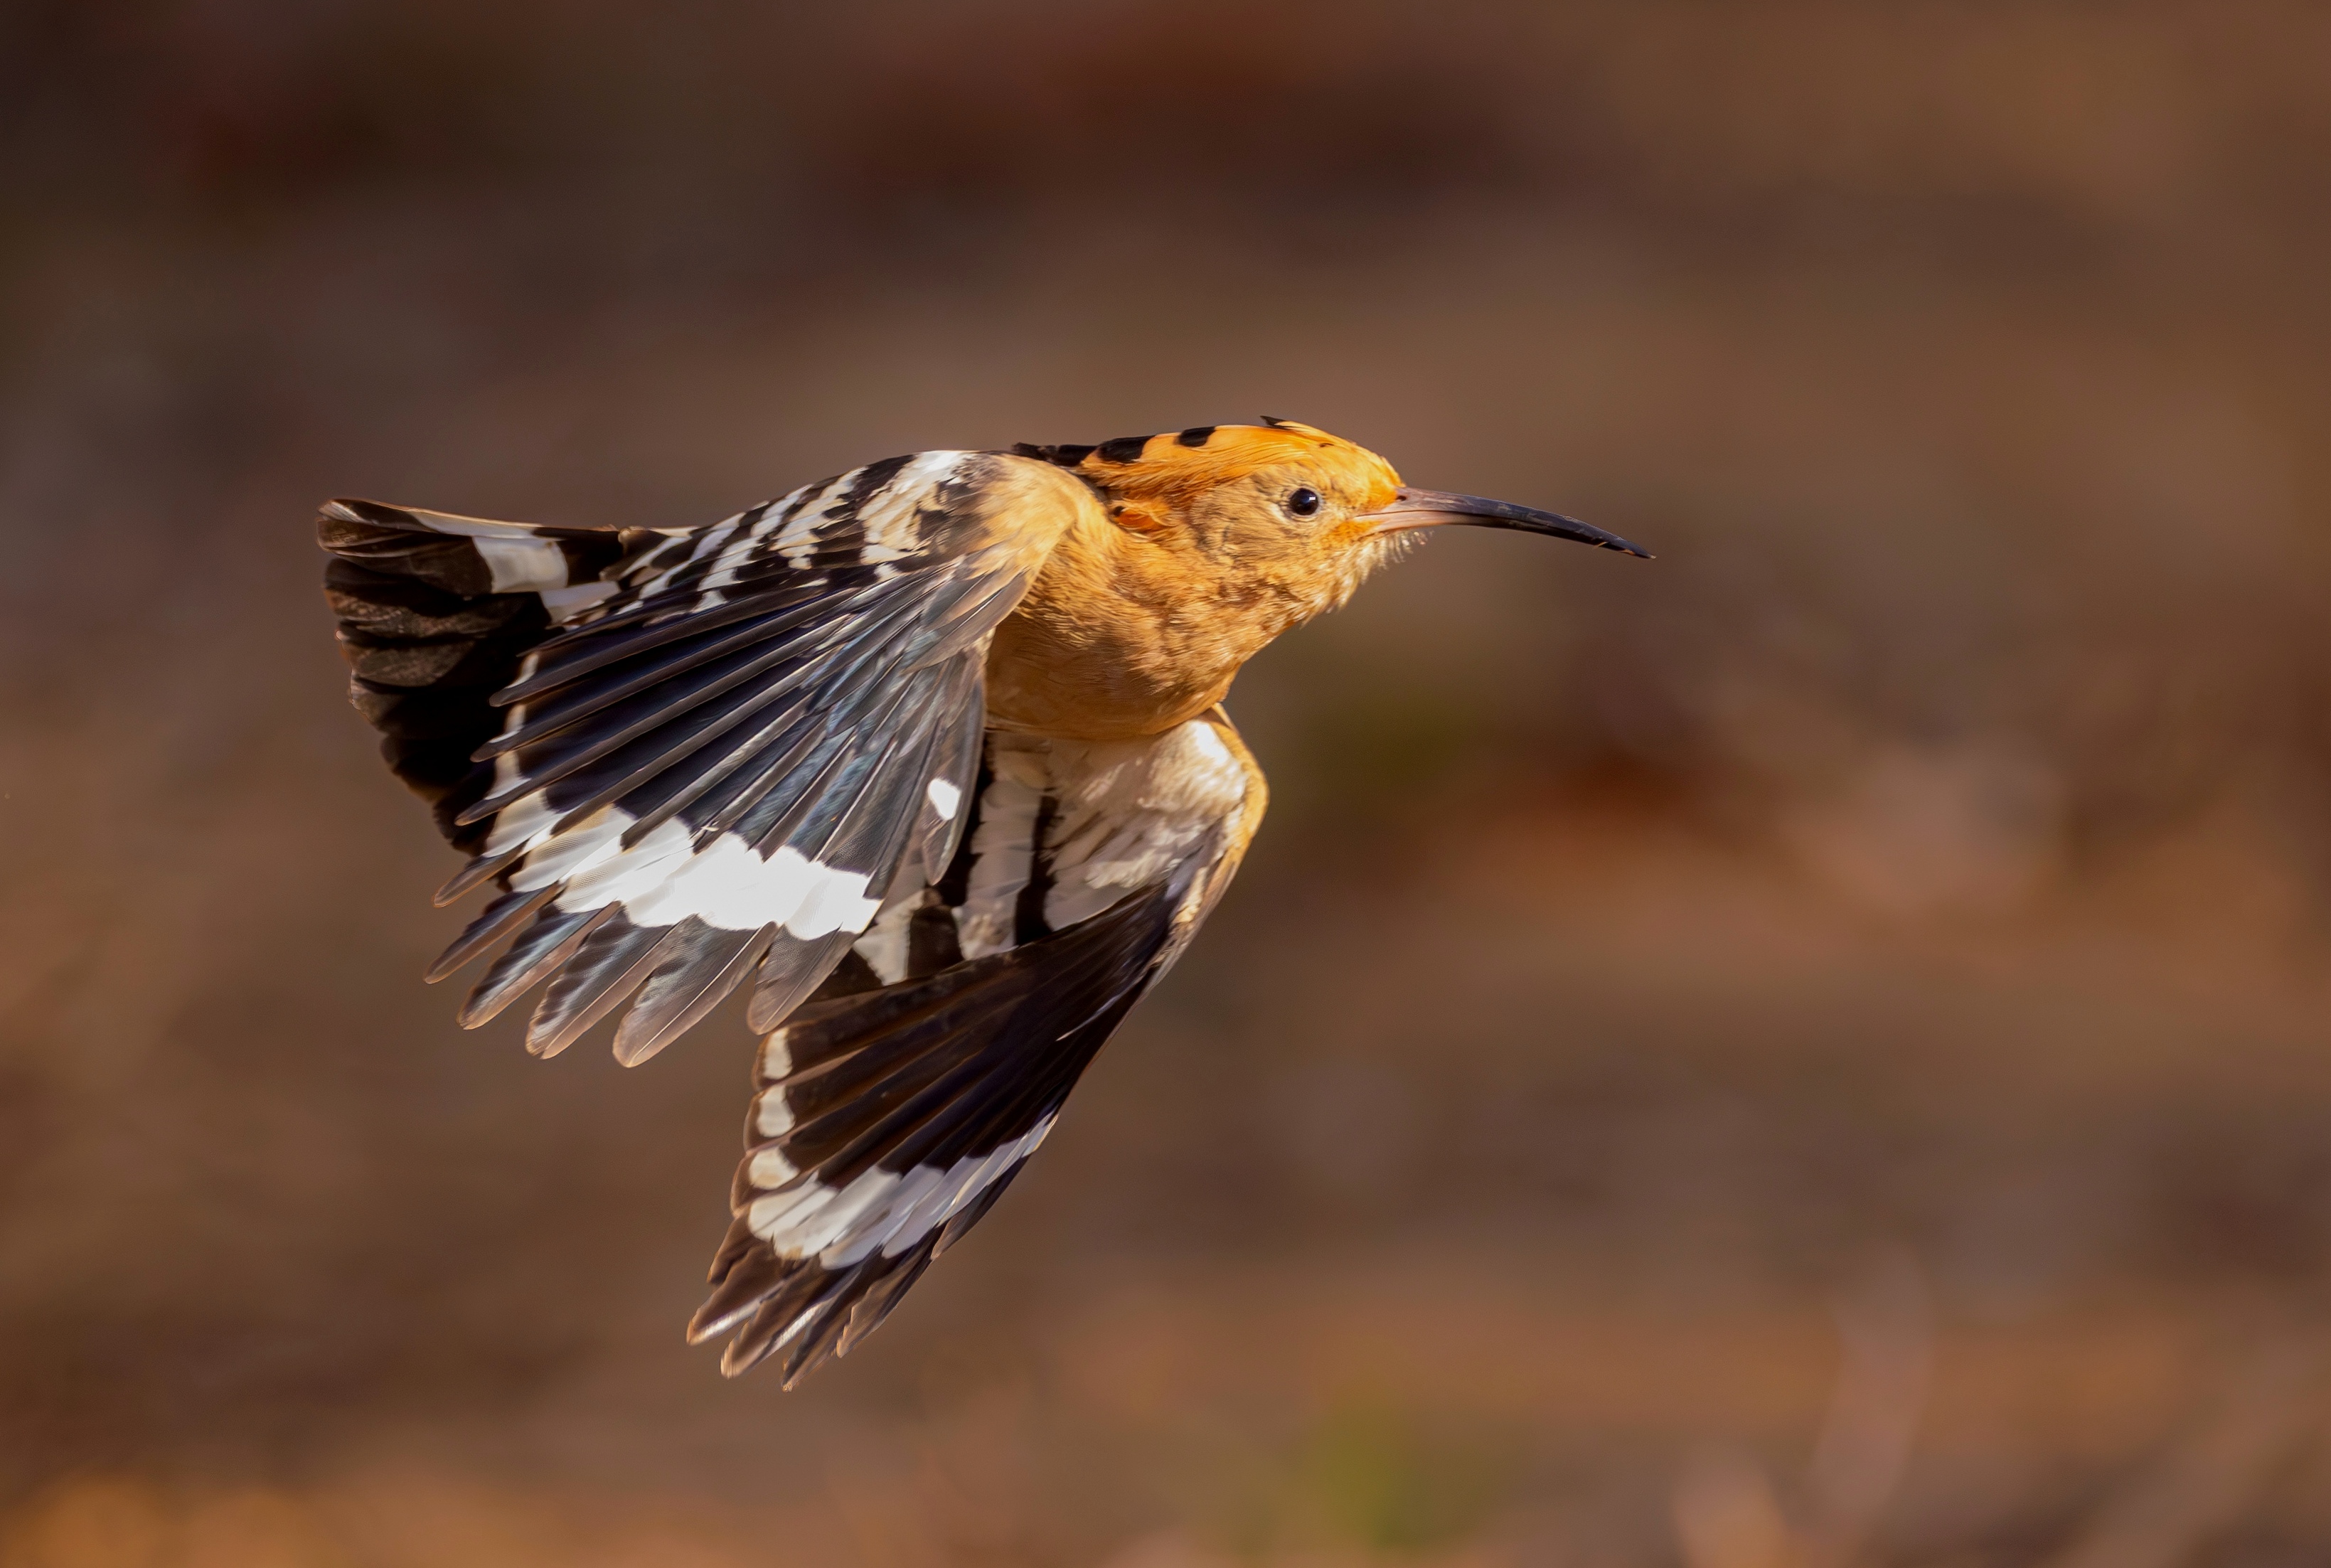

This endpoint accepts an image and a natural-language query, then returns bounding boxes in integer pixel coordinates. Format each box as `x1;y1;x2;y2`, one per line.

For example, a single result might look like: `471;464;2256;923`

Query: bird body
319;419;1643;1384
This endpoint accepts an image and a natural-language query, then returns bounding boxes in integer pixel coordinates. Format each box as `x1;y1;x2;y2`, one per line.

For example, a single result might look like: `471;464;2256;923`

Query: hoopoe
319;419;1648;1385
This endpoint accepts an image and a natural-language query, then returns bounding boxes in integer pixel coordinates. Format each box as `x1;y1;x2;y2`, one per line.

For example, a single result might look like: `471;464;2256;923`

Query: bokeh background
6;2;2331;1564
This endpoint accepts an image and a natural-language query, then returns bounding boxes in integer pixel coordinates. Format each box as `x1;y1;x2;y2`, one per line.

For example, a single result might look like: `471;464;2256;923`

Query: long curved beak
1360;486;1653;558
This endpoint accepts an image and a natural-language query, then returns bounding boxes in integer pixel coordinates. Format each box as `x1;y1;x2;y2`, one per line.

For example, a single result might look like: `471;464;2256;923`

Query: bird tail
316;498;631;852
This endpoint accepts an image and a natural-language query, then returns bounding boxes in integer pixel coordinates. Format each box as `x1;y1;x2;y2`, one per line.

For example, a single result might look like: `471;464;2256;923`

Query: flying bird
318;419;1648;1385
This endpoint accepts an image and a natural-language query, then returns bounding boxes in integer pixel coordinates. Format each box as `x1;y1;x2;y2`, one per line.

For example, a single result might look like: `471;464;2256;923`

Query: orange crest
1013;419;1403;511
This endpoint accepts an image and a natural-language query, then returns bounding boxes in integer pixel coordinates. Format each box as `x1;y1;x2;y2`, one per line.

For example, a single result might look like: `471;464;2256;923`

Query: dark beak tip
1382;487;1651;560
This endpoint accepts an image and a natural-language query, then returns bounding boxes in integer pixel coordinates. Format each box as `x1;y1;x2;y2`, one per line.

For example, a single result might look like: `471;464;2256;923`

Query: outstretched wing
320;451;1079;1065
689;713;1265;1384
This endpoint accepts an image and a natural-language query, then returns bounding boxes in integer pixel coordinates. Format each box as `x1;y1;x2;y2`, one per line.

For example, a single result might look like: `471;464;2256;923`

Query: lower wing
688;714;1266;1382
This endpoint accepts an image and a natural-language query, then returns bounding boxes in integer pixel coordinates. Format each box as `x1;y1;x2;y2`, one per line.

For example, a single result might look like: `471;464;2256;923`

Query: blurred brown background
6;2;2331;1564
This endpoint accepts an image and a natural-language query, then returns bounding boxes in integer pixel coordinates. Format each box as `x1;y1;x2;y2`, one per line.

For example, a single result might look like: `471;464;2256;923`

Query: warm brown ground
5;4;2331;1564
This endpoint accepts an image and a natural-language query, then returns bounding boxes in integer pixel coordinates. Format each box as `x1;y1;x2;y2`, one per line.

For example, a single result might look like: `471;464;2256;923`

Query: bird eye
1286;487;1323;518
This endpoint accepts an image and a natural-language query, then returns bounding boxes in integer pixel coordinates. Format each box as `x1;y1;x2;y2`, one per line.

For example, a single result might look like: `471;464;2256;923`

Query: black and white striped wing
321;452;1047;1067
691;715;1264;1383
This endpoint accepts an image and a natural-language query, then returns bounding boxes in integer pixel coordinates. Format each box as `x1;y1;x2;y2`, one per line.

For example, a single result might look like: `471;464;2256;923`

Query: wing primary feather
727;727;871;857
932;1163;1025;1258
474;590;934;839
779;1269;876;1388
611;922;777;1067
476;604;838;755
800;690;951;879
662;706;844;847
455;637;826;823
756;1001;1018;1179
687;641;942;847
525;915;685;1057
496;671;824;850
479;570;915;755
759;980;1018;1108
763;592;939;717
705;1212;759;1287
425;883;555;981
688;1231;787;1343
458;905;617;1028
837;1240;937;1353
731;671;936;859
495;580;864;705
759;980;1022;1133
762;960;994;1086
873;972;1143;1185
931;991;1143;1167
744;930;861;1035
434;843;528;907
769;1036;1005;1189
559;704;824;860
721;1258;857;1377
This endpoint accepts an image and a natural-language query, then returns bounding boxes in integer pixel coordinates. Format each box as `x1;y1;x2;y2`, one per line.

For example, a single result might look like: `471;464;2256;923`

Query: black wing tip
688;1218;954;1385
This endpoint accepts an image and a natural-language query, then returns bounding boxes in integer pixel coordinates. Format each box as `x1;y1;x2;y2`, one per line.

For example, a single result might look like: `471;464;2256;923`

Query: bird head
1014;417;1647;626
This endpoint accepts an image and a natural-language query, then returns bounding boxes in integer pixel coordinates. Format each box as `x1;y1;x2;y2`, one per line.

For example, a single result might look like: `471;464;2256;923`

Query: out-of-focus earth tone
6;4;2331;1564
